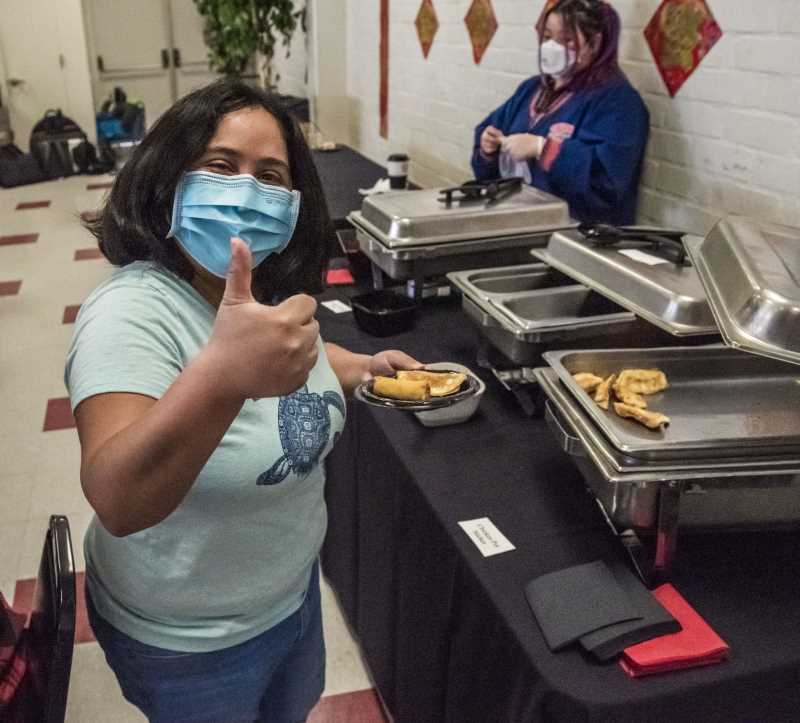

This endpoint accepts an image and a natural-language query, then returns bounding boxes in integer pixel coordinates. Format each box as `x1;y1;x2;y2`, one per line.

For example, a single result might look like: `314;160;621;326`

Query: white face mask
539;38;577;78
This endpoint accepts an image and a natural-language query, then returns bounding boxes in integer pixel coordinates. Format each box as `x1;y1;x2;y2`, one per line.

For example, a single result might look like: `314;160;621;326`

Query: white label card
458;517;516;557
617;249;670;266
321;300;352;314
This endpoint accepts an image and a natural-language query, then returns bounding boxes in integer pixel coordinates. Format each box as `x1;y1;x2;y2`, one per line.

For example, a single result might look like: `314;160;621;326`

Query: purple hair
541;0;622;92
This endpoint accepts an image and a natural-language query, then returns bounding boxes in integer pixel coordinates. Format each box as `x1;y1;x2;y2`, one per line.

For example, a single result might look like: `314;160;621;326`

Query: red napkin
326;268;355;285
620;584;729;677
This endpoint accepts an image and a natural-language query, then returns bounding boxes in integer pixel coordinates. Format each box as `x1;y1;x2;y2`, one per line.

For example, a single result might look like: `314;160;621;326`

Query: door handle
161;49;170;68
172;48;181;68
8;78;26;87
96;55;104;72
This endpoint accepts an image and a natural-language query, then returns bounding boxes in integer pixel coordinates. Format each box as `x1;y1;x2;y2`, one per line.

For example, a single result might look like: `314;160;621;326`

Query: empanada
373;376;430;401
593;374;616;411
614;402;670;430
613;369;668;396
397;370;466;397
573;372;604;393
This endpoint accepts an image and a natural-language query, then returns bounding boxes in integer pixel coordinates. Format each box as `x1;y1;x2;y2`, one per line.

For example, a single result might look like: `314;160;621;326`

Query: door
0;0;70;151
84;0;219;129
84;0;175;128
170;0;220;99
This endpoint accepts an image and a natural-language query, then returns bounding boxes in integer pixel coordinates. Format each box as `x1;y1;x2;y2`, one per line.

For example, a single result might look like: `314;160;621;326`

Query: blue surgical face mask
167;170;301;278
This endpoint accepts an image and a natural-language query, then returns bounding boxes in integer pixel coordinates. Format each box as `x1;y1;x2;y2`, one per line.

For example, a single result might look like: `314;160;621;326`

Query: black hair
86;78;331;302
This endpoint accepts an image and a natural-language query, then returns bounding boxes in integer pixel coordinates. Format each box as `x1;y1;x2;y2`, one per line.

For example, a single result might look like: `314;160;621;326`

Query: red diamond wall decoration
465;0;497;65
415;0;439;59
644;0;722;97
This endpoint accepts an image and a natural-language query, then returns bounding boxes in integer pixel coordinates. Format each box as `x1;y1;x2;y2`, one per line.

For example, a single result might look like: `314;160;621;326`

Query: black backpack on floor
29;109;87;179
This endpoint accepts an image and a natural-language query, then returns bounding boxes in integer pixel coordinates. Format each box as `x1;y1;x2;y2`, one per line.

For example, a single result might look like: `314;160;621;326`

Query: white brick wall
284;0;800;233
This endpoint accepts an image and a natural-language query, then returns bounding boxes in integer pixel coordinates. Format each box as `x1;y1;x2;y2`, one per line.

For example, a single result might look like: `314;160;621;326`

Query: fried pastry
372;376;430;401
613;369;668;397
573;372;604;393
593;374;616;411
614;402;670;430
396;370;466;397
615;390;647;408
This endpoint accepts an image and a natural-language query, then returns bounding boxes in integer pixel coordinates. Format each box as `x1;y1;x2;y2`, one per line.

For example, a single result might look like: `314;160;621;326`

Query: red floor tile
74;248;103;261
0;233;38;247
308;689;389;723
0;280;22;296
62;304;81;324
14;571;95;644
43;398;76;431
15;200;50;210
86;182;113;190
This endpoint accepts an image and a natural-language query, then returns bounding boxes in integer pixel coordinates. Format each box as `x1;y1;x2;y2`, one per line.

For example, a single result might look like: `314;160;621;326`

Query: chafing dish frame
535;366;800;580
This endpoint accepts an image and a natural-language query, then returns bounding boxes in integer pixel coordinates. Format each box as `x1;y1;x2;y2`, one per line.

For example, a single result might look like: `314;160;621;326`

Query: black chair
6;515;76;723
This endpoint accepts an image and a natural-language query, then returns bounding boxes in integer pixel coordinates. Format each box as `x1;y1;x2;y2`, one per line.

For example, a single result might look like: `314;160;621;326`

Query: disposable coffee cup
387;153;409;189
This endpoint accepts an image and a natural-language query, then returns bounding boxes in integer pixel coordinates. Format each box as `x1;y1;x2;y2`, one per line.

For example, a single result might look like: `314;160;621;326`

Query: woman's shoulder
591;74;647;110
79;261;189;323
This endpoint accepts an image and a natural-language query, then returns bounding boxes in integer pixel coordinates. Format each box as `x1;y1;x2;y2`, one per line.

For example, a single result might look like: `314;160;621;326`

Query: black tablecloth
312;146;386;230
318;287;800;723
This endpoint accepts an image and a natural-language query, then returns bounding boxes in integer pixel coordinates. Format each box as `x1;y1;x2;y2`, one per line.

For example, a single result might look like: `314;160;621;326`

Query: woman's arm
76;354;244;537
324;343;423;396
472;77;539;180
75;238;319;537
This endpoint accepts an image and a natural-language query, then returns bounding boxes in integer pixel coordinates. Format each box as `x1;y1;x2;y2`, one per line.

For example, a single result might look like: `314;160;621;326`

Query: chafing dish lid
347;185;573;249
686;216;800;366
532;228;717;336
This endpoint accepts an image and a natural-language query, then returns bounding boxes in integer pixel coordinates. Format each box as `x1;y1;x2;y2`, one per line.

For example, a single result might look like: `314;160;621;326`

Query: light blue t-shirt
64;261;345;653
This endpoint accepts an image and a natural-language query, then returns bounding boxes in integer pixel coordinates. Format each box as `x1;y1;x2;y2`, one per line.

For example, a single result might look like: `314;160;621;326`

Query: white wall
56;0;97;145
340;0;800;233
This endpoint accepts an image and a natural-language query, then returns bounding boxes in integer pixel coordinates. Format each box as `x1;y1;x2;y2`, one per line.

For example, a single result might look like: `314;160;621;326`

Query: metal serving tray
348;185;573;249
449;264;640;365
353;225;544;281
533;230;717;336
686;218;800;366
535;367;800;474
536;367;800;531
544;346;800;460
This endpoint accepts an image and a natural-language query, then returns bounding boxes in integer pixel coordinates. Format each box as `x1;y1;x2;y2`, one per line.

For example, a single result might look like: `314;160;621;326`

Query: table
311;145;387;230
318;287;800;723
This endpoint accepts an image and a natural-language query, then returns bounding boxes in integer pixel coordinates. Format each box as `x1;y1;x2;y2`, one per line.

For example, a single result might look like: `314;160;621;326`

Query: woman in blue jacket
472;0;649;225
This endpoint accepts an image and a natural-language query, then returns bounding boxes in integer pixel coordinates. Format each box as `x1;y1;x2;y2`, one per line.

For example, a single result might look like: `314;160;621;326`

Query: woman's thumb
222;237;254;304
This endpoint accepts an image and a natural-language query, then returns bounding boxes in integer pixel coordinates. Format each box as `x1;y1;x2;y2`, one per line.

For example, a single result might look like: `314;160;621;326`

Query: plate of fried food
573;368;670;431
355;366;480;412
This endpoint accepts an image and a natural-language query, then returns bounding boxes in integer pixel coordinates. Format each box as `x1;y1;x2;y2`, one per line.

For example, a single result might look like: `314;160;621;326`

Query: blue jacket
472;75;649;225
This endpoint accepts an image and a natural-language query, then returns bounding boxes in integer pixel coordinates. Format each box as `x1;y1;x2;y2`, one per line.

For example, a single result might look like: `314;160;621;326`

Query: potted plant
194;0;305;90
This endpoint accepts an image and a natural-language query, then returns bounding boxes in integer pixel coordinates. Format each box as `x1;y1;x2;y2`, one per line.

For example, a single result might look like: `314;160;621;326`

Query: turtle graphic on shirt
257;385;345;486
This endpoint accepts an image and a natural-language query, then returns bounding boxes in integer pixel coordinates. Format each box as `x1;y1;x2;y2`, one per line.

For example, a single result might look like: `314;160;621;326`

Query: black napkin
579;557;681;661
525;559;641;651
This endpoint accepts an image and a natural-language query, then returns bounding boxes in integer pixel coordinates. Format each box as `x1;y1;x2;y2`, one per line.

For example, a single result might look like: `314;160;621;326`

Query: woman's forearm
80;349;245;537
324;342;371;396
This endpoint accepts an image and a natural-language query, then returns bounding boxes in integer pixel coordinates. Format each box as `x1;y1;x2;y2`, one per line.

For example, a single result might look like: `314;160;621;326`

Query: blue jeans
86;564;325;723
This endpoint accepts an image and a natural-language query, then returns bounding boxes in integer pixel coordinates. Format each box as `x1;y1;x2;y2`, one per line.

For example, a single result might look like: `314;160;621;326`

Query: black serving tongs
438;176;523;206
578;222;689;266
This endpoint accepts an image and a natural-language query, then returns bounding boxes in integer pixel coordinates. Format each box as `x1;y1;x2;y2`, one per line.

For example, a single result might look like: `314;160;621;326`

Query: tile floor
0;175;386;722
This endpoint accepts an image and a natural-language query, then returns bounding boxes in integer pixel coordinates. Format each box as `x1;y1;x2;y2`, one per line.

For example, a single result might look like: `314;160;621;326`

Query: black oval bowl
350;290;418;337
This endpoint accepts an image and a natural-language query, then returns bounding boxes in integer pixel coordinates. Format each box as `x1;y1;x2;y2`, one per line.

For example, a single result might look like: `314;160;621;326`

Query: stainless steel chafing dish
347;179;577;299
449;225;719;367
530;216;800;579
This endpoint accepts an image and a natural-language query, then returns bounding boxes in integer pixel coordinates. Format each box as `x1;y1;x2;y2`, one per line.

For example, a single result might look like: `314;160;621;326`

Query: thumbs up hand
205;238;320;400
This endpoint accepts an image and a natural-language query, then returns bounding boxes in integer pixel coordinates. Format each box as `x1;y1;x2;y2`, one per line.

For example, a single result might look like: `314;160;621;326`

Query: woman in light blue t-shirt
66;78;422;723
